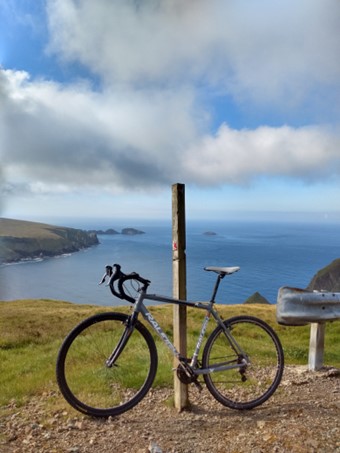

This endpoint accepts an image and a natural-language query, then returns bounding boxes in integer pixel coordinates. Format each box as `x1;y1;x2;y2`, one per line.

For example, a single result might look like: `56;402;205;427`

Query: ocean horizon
1;218;340;306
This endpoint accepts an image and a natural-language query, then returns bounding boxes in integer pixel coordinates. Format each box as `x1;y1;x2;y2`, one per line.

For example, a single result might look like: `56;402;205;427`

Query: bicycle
56;263;284;417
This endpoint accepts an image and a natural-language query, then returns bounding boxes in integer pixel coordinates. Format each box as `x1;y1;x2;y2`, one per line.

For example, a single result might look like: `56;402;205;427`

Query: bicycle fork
105;315;137;368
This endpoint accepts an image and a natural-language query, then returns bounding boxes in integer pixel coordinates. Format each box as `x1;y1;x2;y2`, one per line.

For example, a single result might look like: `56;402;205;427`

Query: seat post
210;273;224;303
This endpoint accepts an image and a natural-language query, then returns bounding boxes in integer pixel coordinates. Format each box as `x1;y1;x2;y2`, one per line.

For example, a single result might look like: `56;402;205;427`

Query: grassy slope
0;218;98;263
0;300;339;410
0;218;64;239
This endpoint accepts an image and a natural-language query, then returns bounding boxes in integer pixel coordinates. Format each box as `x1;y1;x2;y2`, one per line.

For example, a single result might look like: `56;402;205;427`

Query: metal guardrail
277;287;340;370
277;287;340;325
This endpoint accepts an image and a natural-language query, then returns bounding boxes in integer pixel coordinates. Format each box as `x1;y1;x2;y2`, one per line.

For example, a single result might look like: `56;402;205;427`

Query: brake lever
99;265;113;286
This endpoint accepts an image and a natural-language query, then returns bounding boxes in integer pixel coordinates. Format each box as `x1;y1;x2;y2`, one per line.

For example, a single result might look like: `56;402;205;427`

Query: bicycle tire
202;315;284;410
56;312;158;417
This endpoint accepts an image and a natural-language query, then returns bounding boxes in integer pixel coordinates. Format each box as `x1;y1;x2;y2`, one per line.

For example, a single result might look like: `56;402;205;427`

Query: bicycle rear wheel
56;312;157;417
202;315;284;410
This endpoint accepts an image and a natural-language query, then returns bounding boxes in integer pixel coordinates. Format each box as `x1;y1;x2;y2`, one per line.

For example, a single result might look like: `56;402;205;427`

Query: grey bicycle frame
131;289;249;375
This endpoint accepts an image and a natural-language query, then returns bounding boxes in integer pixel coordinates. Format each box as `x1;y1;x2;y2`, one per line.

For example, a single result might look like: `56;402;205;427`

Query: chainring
176;365;196;384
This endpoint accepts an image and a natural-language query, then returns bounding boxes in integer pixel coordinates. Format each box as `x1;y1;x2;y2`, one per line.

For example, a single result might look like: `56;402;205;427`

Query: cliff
0;218;99;264
307;258;340;292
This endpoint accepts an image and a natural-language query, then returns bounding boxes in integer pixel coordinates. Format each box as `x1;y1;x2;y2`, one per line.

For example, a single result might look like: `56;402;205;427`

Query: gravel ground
1;366;339;453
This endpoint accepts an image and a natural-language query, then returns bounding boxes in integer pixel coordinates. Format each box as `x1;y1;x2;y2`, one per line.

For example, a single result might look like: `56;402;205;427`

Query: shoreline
0;244;96;267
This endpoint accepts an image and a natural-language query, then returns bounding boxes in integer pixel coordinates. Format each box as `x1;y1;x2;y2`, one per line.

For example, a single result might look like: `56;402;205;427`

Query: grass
0;299;339;411
0;218;72;239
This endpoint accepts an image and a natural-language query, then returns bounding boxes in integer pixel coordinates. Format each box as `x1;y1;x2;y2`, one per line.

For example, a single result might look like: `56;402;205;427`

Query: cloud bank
1;0;340;200
1;68;339;197
46;0;340;107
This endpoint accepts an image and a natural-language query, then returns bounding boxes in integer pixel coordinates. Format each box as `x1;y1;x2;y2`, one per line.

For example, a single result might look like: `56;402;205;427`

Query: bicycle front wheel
202;315;284;410
56;312;158;417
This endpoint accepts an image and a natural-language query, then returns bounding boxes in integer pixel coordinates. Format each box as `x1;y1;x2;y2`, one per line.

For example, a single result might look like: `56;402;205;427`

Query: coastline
2;220;340;305
0;218;99;265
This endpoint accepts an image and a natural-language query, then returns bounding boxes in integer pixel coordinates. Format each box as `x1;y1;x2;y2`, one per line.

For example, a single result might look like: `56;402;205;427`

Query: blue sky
1;0;340;223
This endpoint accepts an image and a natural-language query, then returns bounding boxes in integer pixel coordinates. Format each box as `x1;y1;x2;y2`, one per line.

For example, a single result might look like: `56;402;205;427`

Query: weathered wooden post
172;183;189;410
308;322;326;371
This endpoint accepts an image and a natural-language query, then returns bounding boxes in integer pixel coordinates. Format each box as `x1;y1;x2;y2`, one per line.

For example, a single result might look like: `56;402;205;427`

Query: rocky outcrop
244;291;271;304
0;218;99;264
307;258;340;292
89;227;145;235
88;228;119;235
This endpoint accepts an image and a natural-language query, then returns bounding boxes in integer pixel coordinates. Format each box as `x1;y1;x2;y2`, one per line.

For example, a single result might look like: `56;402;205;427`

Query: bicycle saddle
204;266;240;275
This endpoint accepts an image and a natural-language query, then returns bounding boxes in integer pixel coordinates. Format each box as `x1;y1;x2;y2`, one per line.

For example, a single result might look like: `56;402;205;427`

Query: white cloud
0;68;202;192
45;0;340;112
1;68;340;199
180;124;340;184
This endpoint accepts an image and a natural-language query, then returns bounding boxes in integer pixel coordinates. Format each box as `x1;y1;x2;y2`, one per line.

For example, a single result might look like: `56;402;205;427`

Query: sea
1;219;340;306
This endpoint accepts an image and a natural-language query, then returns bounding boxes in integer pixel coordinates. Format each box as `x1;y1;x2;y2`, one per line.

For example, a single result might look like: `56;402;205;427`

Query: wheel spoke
203;316;284;410
56;313;157;417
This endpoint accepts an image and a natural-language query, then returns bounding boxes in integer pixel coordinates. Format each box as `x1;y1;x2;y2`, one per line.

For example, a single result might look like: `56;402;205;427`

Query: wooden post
172;183;189;410
308;322;326;371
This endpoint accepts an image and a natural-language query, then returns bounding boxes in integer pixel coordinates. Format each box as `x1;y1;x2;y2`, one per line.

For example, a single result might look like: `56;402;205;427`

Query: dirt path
1;366;339;453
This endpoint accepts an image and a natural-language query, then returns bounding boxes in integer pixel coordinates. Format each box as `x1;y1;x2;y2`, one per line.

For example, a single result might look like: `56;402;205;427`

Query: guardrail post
308;322;326;371
172;183;189;410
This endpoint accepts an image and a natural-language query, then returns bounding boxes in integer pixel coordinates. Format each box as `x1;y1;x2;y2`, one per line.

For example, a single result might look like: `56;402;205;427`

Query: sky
1;0;340;224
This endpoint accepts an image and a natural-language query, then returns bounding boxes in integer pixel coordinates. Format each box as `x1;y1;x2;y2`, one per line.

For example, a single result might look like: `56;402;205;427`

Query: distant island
0;218;99;264
89;227;145;236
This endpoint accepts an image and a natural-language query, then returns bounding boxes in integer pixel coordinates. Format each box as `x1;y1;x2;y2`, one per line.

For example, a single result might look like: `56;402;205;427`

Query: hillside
307;258;340;291
0;218;98;264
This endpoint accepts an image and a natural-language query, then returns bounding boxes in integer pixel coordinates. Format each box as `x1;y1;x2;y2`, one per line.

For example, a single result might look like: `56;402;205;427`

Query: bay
1;219;340;305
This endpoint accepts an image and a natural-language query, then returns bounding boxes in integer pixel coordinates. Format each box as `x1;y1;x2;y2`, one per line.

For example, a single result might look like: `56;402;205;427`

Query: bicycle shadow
179;397;321;423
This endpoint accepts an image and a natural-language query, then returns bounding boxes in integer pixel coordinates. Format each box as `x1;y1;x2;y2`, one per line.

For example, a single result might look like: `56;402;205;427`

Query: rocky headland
307;258;340;292
0;218;99;264
89;227;145;235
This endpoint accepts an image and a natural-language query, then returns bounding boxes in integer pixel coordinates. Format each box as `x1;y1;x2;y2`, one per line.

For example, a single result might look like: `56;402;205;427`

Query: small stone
74;421;83;430
257;421;266;429
7;434;18;442
149;441;163;453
